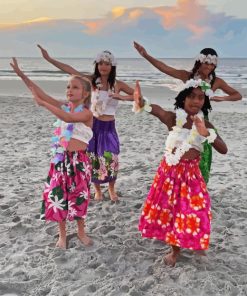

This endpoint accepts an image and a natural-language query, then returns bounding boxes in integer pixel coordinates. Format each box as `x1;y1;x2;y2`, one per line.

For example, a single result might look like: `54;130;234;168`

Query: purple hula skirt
87;117;120;184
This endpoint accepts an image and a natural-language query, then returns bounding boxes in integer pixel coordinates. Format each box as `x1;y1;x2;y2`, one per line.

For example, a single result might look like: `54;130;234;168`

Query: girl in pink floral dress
133;79;227;266
11;58;93;249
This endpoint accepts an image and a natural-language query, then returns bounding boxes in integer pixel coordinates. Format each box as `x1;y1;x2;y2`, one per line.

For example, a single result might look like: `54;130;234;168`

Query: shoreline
0;79;246;114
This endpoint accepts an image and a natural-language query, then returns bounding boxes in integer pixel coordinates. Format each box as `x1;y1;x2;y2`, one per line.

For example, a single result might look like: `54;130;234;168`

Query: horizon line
1;56;247;59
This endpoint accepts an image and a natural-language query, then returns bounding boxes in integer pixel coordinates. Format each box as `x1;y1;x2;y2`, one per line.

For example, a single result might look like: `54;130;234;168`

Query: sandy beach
0;87;247;296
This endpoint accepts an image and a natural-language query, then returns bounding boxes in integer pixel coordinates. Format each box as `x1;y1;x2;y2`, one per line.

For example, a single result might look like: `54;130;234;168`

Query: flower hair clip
95;50;117;66
195;53;218;66
182;79;215;99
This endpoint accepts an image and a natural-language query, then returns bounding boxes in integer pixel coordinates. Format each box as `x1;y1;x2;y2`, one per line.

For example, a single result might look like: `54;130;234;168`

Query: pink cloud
80;1;214;39
153;0;213;39
81;20;107;34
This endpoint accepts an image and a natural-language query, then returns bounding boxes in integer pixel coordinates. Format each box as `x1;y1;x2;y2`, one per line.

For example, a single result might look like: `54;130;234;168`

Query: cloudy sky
0;0;247;57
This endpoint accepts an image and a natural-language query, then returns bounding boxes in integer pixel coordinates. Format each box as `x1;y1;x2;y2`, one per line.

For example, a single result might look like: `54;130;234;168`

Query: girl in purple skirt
133;79;227;266
11;58;93;249
38;46;134;201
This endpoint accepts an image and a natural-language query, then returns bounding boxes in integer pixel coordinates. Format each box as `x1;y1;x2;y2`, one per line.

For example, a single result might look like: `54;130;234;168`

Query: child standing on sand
133;79;227;266
134;42;241;184
11;58;93;249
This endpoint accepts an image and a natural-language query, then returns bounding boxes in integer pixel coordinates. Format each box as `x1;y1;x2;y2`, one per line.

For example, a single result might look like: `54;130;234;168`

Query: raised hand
10;57;24;77
37;44;50;60
133;80;144;110
191;115;209;137
133;41;147;57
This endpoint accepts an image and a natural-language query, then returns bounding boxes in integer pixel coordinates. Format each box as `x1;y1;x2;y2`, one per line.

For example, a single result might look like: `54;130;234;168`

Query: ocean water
1;57;246;97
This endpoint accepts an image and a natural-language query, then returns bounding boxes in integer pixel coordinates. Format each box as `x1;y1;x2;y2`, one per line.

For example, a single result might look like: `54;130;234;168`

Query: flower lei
182;78;214;99
91;77;112;117
51;104;83;164
195;53;218;66
193;72;213;85
164;109;204;166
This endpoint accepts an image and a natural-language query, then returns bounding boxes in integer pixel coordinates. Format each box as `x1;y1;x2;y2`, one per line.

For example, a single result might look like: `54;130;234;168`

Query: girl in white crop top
134;80;227;267
134;42;241;184
11;58;94;250
37;45;135;202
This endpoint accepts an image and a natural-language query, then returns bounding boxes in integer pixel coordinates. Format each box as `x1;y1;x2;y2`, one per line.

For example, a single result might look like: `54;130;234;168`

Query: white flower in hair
182;79;215;99
95;50;117;66
196;53;218;65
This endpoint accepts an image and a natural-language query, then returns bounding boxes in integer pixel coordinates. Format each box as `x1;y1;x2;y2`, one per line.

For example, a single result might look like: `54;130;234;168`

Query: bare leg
56;220;67;249
77;219;93;246
94;183;103;201
164;246;180;267
108;180;118;201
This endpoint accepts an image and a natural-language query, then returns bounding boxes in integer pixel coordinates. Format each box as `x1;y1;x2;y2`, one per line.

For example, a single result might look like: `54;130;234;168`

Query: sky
0;0;247;57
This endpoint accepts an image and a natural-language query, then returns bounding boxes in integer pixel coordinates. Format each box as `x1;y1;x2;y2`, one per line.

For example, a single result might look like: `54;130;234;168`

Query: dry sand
0;93;247;296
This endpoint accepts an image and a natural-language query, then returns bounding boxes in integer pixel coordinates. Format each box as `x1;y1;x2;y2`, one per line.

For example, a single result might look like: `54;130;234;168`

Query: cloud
0;0;246;57
112;7;126;19
81;20;107;34
152;0;213;39
80;0;216;40
23;17;52;24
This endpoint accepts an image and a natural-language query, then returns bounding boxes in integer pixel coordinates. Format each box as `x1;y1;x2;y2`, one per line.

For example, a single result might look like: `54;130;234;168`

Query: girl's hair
71;75;91;108
174;87;212;117
92;51;116;90
190;48;218;87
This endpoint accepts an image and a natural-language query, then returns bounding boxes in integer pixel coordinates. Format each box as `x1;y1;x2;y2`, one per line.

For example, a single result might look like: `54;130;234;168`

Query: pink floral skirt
41;150;92;222
139;157;212;250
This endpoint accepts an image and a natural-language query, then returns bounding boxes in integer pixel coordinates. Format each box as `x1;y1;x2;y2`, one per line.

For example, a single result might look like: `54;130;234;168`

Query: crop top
60;121;93;144
91;90;119;116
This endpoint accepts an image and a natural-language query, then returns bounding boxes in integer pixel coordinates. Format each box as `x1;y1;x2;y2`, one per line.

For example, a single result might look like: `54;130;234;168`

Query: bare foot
164;247;180;267
55;237;66;249
164;253;177;267
94;191;103;201
78;233;93;246
108;188;118;202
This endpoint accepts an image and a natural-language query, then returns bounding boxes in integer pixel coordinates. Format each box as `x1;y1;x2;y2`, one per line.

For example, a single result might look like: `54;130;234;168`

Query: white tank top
60;121;93;144
91;90;119;116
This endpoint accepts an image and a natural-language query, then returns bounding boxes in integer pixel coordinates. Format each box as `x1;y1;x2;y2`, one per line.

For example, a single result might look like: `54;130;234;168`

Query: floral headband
195;53;218;66
182;79;214;99
95;50;117;66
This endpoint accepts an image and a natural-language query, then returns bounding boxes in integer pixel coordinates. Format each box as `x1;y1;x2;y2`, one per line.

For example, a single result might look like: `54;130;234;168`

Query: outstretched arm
211;77;242;102
37;44;91;79
133;41;189;82
133;80;174;127
30;87;92;123
10;58;63;108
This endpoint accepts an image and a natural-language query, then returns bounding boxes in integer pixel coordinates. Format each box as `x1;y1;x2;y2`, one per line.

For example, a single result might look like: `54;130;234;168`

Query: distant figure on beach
11;58;93;249
37;45;134;202
133;79;227;266
134;42;241;183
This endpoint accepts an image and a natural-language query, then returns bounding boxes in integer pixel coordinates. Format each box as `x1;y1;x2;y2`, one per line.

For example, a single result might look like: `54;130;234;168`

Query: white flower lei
195;53;218;66
164;109;204;166
95;50;117;66
91;77;111;117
